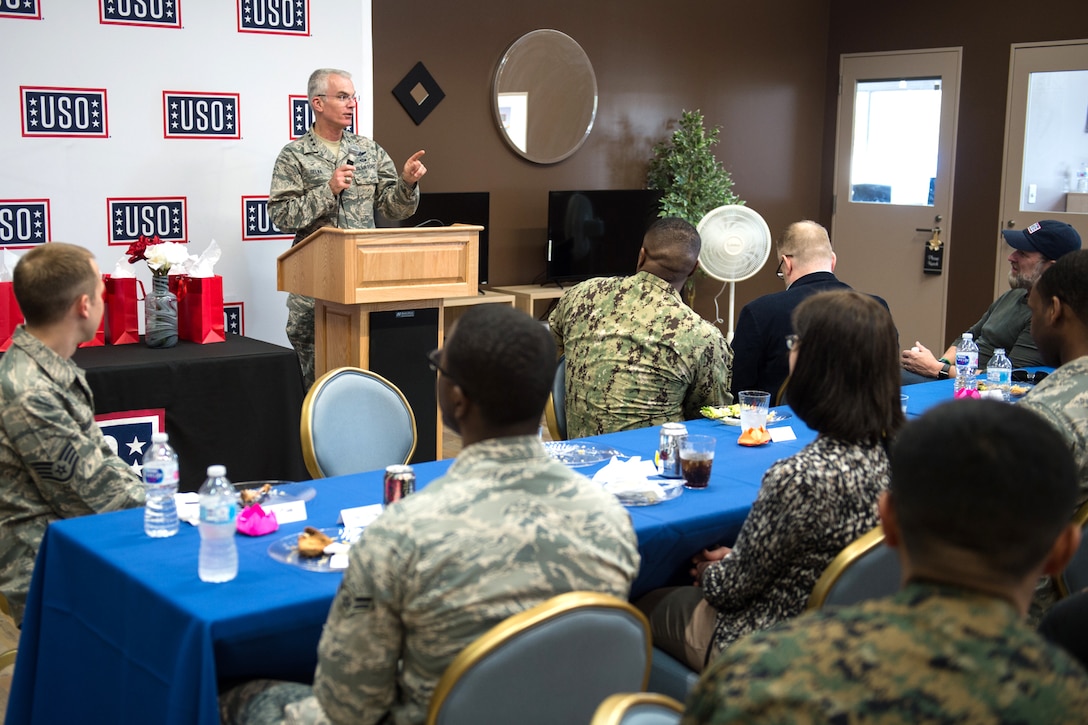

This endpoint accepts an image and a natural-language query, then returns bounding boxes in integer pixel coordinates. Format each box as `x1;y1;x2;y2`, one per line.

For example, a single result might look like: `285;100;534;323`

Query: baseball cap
1001;220;1082;260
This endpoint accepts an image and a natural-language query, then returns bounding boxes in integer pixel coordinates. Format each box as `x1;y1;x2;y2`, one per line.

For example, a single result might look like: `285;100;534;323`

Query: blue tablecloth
16;381;1001;725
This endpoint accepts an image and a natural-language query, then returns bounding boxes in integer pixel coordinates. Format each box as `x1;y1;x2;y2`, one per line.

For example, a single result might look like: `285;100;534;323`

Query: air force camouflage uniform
225;435;640;725
1020;355;1088;508
269;129;418;389
548;271;733;439
0;327;144;624
683;582;1088;724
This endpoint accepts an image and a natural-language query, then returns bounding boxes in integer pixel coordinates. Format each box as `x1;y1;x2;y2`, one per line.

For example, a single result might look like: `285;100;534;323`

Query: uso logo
163;92;241;139
224;302;245;336
99;0;181;28
237;0;308;36
0;0;40;19
107;197;187;245
0;200;51;248
290;95;354;139
21;87;108;138
241;196;290;241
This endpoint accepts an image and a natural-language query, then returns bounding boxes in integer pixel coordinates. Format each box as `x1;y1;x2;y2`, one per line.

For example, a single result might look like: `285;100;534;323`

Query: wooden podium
277;224;481;459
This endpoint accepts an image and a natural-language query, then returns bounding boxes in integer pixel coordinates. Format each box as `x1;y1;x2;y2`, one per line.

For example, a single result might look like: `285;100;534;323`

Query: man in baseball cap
901;220;1082;381
1002;219;1082;260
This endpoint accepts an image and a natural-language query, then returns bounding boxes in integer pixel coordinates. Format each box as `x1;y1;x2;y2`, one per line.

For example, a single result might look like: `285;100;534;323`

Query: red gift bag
103;275;140;345
178;275;225;344
0;280;24;351
79;315;105;348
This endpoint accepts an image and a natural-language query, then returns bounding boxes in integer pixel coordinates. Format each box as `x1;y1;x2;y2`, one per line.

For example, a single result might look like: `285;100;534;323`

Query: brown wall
373;0;832;323
824;0;1088;342
375;1;1088;337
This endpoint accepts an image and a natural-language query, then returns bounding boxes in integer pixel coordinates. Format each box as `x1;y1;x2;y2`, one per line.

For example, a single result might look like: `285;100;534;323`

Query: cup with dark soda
679;434;716;489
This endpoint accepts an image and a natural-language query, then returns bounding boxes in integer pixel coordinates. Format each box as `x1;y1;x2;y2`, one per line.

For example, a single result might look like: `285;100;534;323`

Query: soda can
383;464;416;506
658;423;688;478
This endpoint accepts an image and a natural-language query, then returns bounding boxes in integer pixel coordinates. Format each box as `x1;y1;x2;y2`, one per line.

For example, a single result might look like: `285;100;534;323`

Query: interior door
996;39;1088;296
831;48;962;350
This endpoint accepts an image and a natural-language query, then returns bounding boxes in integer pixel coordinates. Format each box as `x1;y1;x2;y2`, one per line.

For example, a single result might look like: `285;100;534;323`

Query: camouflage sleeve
313;520;409;725
1;389;143;516
372;145;418;222
268;145;338;233
683;330;734;418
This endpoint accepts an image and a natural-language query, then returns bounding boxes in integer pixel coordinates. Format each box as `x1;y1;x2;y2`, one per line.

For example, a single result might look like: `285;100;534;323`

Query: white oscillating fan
696;205;772;343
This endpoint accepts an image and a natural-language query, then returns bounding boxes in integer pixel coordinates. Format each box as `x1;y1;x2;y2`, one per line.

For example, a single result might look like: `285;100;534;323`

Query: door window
850;78;942;206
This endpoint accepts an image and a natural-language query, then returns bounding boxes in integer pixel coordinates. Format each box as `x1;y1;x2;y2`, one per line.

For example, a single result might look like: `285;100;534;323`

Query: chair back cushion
431;594;649;725
303;368;417;478
592;693;683;725
820;542;901;608
1059;502;1088;596
545;355;567;441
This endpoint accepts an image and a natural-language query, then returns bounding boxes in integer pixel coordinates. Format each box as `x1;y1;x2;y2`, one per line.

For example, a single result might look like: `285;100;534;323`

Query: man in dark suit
730;220;888;399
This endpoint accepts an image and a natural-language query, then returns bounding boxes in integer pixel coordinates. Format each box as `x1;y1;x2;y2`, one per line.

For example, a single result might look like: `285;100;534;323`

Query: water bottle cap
207;464;227;477
994;348;1005;355
962;333;973;340
152;432;169;443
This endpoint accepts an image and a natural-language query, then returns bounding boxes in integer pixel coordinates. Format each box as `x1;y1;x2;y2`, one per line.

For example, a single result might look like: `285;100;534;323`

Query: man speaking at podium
270;68;427;391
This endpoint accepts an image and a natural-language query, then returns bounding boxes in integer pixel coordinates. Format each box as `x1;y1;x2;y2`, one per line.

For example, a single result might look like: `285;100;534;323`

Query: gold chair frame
426;591;652;725
544;356;566;441
806;525;886;610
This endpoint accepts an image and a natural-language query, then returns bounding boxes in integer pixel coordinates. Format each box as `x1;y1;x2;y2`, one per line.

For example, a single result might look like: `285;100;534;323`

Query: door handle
915;227;942;250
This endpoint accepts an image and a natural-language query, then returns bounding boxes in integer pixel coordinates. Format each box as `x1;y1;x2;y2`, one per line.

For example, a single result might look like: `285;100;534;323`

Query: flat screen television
546;189;663;283
375;191;490;286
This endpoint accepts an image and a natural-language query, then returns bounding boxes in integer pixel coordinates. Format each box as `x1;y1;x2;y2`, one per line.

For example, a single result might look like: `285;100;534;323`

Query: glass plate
602;479;684;506
267;527;362;572
544;441;623;466
236;481;317;507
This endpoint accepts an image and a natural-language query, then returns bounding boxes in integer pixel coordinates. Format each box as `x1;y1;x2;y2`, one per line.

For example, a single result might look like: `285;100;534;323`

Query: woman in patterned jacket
638;290;905;671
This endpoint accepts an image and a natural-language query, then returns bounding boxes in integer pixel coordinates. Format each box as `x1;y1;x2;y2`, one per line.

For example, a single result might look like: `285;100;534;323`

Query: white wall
0;0;373;346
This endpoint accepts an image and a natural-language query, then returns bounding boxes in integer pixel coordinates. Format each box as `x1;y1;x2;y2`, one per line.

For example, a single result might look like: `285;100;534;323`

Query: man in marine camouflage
0;243;144;625
548;217;733;439
220;304;640;725
269;68;426;390
683;400;1088;724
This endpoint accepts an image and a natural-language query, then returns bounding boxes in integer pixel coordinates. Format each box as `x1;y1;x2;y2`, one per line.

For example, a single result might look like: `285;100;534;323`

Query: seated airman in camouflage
548;217;733;439
0;243;144;625
683;400;1088;724
221;304;640;725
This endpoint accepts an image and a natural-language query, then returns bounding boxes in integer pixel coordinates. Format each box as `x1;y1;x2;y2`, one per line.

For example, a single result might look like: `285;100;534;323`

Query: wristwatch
937;363;951;379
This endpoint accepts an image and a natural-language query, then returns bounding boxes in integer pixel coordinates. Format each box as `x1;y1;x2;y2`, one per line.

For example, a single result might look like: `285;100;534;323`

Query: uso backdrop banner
0;0;373;346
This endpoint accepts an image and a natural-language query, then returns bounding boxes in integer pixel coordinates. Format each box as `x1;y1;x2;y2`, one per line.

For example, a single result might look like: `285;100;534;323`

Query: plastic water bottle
986;348;1013;401
198;465;238;583
953;333;979;395
143;432;179;538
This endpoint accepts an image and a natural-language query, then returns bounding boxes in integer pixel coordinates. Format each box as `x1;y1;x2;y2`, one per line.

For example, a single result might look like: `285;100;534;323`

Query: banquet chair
647;647;699;703
591;692;684;725
300;367;417;479
426;591;651;725
0;591;9;618
1057;500;1088;598
544;355;567;441
0;648;14;673
807;526;901;609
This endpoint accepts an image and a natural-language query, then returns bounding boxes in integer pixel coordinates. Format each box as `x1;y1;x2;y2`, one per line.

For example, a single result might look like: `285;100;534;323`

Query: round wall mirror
492;29;598;164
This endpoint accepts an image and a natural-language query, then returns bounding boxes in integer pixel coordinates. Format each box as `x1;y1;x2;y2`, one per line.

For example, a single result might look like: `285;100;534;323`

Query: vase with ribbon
144;274;178;348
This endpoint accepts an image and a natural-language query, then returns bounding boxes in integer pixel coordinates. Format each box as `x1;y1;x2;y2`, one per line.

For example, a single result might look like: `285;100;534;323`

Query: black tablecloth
73;335;310;490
